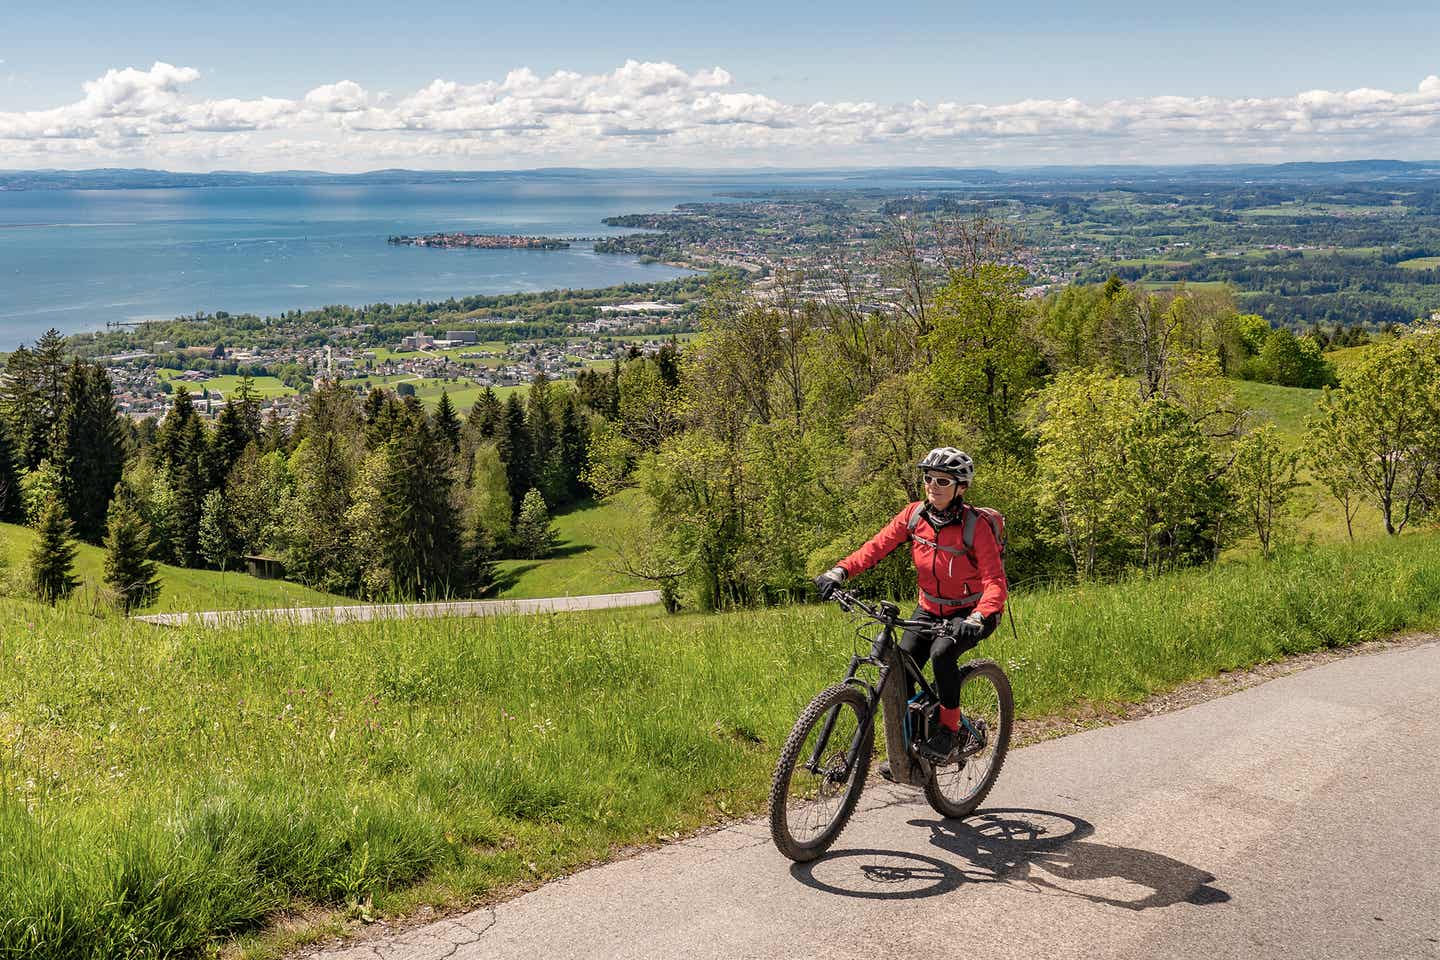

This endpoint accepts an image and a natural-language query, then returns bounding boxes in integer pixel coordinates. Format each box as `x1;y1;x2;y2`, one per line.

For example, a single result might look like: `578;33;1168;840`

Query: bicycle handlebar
829;588;942;636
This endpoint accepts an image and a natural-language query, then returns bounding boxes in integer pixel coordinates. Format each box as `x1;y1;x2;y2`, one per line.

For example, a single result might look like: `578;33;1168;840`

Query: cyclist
813;447;1007;765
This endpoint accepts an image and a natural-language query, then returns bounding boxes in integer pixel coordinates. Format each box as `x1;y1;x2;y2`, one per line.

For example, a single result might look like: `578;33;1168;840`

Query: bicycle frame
804;593;942;781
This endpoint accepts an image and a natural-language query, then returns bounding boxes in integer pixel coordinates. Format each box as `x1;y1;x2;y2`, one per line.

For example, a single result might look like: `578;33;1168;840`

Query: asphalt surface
134;590;661;627
305;638;1440;960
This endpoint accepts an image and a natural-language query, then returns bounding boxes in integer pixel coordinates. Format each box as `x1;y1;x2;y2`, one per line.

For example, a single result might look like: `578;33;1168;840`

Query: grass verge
0;522;352;615
2;532;1439;958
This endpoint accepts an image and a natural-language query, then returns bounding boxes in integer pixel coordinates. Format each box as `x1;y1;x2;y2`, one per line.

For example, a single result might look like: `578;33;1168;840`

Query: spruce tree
496;393;532;516
527;373;561;504
169;415;210;567
362;386;389;424
231;375;263;439
556;399;590;505
469;387;502;439
260;408;290;454
209;399;252;488
375;422;462;598
154;386;197;472
288;434;359;592
55;360;126;543
365;394;406;448
459;387;503;486
515;487;557;560
0;345;43;469
29;497;78;604
433;390;462;452
0;424;22;523
103;487;160;613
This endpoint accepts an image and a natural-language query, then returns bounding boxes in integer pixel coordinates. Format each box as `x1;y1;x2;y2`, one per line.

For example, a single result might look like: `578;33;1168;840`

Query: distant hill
3;160;1437;192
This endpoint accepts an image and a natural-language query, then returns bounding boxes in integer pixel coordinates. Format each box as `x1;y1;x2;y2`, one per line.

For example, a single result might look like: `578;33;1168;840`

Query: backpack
907;502;1007;570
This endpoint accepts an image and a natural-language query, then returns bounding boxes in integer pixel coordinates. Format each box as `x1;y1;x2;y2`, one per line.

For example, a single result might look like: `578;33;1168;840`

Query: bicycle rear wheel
923;659;1013;819
768;683;873;862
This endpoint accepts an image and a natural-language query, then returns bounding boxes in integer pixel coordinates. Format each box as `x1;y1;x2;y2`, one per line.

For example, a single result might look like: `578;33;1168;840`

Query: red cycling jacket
838;501;1007;618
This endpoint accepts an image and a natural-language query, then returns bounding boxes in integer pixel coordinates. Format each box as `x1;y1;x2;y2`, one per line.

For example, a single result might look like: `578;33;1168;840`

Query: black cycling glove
814;566;847;601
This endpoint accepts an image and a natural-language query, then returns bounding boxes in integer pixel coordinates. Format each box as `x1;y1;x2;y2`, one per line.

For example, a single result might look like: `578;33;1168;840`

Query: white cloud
2;61;1439;170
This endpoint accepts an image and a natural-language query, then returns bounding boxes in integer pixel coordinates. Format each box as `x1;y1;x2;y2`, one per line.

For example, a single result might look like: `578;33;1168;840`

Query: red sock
939;706;961;732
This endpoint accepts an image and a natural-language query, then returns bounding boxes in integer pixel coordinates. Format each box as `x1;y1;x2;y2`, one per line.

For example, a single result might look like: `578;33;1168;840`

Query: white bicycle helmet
917;447;974;484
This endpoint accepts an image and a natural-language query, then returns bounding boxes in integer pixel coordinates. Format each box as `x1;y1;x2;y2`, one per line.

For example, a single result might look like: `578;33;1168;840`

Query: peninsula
388;232;572;250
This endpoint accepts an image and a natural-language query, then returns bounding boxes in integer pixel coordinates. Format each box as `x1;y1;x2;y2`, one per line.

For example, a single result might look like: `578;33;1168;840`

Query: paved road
306;638;1440;960
136;590;661;627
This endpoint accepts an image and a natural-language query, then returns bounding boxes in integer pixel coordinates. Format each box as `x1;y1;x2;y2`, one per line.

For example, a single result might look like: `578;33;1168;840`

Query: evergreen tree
556;399;590;505
55;360;126;543
367;423;463;598
433;390;462;452
496;393;532;516
469;387;503;439
0;424;22;523
656;338;681;387
527;372;561;503
362;386;389;424
32;328;69;450
103;486;160;613
260;408;290;454
29;497;78;604
169;415;210;566
154;386;197;473
287;434;359;592
514;487;557;560
365;393;407;449
208;399;253;487
231;375;263;438
1;330;70;470
459;387;503;486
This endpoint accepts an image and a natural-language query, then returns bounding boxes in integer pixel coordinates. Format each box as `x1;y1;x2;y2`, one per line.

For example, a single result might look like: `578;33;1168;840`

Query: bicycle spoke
782;698;864;846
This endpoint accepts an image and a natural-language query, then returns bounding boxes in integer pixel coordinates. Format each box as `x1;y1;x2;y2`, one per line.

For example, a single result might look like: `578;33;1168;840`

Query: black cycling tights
898;606;1000;709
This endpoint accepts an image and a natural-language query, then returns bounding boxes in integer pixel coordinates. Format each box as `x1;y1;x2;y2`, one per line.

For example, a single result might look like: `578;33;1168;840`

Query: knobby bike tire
923;659;1014;820
768;683;874;862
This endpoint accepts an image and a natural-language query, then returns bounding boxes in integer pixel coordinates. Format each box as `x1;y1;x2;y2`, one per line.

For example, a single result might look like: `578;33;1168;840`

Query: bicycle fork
804;656;880;780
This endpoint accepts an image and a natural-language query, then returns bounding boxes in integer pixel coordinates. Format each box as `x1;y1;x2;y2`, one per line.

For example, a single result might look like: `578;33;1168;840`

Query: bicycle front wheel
924;659;1013;819
768;683;873;862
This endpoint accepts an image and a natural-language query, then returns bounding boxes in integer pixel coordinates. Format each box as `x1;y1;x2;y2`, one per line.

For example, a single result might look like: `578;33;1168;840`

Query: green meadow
3;531;1440;958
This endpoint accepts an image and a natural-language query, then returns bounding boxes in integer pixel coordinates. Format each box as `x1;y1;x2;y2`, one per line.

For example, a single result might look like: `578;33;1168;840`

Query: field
3;531;1440;959
156;369;297;399
1397;256;1440;270
493;489;651;598
0;522;351;614
337;374;530;413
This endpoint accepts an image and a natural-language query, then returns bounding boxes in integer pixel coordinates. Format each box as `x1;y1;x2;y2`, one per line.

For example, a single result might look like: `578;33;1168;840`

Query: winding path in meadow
133;589;661;627
302;634;1440;960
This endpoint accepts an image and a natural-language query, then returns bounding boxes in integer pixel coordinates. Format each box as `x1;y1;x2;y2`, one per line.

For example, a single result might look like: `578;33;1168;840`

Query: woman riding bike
814;446;1007;767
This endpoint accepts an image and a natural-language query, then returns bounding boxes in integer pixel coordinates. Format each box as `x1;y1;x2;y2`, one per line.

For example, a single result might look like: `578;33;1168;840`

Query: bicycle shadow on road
790;808;1230;910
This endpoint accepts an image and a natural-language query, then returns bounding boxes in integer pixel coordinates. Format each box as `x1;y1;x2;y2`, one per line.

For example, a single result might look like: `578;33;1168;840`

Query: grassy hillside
1228;377;1385;546
3;531;1439;959
0;523;351;614
493;489;651;598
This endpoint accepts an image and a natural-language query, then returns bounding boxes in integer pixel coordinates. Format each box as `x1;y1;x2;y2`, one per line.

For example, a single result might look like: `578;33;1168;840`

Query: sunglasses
922;474;958;488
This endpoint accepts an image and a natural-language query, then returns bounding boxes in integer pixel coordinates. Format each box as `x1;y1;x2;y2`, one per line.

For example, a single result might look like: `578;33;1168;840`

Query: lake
0;174;745;348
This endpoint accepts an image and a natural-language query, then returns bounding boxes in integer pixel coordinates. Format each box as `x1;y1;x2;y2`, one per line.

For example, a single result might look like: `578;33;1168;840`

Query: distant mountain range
1;160;1438;192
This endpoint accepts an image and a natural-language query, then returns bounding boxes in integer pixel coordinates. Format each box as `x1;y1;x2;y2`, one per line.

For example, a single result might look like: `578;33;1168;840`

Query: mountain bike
768;588;1014;862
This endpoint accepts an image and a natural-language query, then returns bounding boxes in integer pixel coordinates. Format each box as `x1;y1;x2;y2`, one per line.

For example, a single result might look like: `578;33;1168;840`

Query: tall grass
2;533;1439;957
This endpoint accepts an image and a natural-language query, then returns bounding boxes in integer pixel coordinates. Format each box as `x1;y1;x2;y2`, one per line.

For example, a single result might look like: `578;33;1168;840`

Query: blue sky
3;1;1438;170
